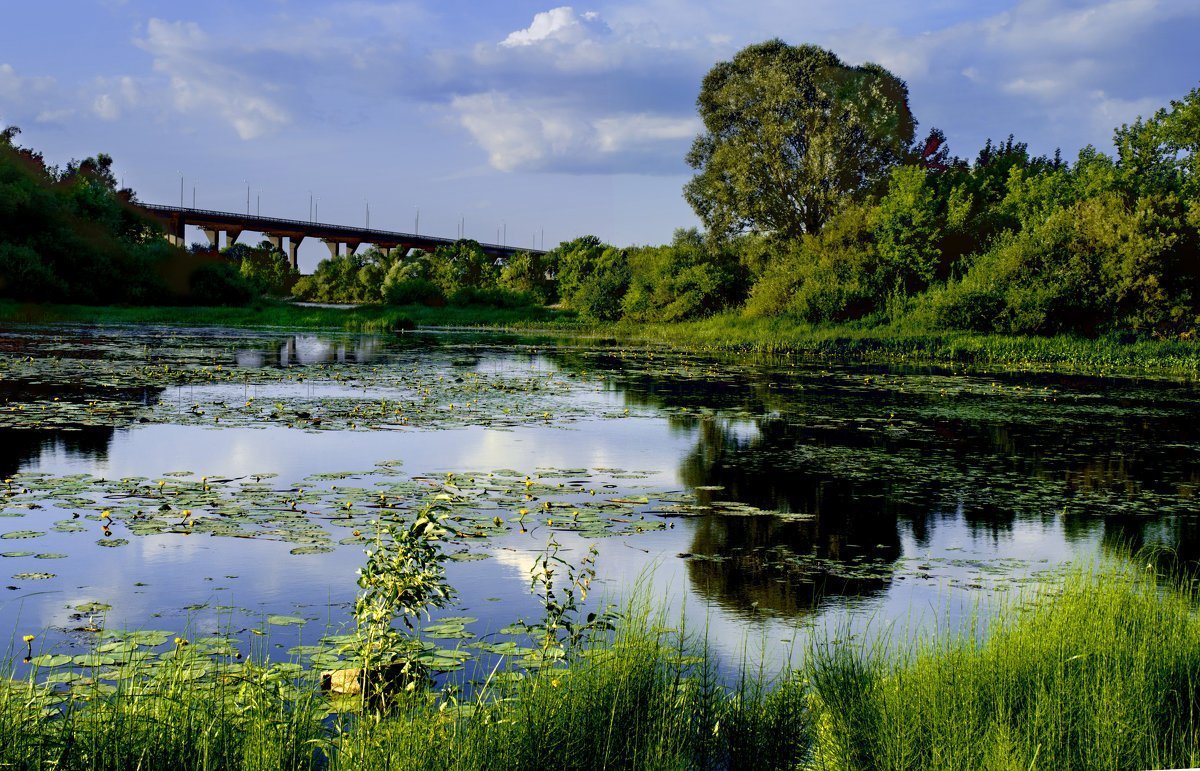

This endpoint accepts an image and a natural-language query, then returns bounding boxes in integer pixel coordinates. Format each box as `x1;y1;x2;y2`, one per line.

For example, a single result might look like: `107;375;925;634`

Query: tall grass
808;562;1200;770
625;313;1200;376
4;299;1199;375
2;564;1199;768
0;299;572;333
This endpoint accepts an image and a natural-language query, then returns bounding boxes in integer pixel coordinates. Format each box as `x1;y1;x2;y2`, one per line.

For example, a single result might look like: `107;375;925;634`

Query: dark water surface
0;325;1197;677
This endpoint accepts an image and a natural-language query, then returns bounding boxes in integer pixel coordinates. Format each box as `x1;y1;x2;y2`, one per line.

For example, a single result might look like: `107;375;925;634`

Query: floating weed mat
0;331;631;432
0;463;704;559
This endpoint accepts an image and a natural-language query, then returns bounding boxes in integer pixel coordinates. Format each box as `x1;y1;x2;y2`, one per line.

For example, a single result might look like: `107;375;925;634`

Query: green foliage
552;236;632;321
291;248;395;304
719;79;1200;338
347;506;456;706
188;261;256;306
873;166;941;294
528;538;609;655
500;249;556;303
743;202;881;322
432;239;499;295
914;189;1198;335
621;228;749;322
448;285;538;308
685;40;916;239
0;129;175;304
808;564;1200;770
228;241;299;297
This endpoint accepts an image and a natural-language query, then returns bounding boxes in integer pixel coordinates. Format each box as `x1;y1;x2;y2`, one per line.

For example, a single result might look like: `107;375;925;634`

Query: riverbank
2;563;1195;770
0;299;572;333
3;300;1199;376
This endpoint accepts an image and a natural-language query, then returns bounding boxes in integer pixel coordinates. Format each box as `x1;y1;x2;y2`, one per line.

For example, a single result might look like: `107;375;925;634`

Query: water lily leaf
267;615;307;626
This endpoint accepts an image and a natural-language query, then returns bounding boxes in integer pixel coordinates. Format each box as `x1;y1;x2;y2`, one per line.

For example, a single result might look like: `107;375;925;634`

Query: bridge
138;204;543;270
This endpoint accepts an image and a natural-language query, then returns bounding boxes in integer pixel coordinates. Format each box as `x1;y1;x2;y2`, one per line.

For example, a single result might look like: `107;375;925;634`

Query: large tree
684;40;915;240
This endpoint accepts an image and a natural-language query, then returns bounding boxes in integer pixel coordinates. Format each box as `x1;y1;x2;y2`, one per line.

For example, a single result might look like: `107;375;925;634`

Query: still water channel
0;326;1196;679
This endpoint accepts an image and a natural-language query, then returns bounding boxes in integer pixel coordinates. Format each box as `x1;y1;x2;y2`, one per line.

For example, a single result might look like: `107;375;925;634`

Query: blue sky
1;0;1197;270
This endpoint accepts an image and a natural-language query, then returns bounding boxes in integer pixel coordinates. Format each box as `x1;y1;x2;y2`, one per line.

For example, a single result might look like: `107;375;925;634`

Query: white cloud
135;18;292;140
450;90;701;173
92;93;120;120
35;108;74;124
0;63;55;102
500;6;602;47
88;76;141;122
593;114;700;152
829;0;1200;154
438;7;719;174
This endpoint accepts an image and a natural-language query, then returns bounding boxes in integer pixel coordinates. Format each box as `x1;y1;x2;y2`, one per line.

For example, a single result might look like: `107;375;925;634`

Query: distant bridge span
138;203;543;271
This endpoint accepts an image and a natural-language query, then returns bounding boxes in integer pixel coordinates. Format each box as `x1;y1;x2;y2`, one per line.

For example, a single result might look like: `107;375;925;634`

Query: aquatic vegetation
807;563;1200;770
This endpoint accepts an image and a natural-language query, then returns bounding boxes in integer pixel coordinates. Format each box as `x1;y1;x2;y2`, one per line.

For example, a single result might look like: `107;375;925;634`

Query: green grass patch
809;562;1200;770
4;299;1200;376
619;313;1200;376
3;563;1200;768
0;299;574;333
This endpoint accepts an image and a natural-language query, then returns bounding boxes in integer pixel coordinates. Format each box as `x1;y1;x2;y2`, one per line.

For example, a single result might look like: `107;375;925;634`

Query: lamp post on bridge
179;172;183;209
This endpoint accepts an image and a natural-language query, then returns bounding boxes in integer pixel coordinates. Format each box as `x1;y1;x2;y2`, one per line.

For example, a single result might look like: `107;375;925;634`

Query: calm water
0;326;1197;677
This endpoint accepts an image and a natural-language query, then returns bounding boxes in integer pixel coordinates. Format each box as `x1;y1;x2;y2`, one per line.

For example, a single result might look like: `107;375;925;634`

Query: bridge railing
138;203;542;254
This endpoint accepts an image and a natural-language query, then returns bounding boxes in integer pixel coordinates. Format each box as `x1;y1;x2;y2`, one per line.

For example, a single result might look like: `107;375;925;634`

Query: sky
1;0;1198;271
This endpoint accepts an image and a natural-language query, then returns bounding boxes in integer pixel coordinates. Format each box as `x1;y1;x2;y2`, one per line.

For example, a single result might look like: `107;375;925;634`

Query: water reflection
553;348;1200;620
1;326;1199;644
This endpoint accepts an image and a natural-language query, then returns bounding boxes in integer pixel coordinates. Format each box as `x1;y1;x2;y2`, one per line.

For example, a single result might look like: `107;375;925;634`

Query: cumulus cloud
451;90;700;173
0;63;69;125
830;0;1200;154
500;7;603;47
439;7;718;174
135;19;292;140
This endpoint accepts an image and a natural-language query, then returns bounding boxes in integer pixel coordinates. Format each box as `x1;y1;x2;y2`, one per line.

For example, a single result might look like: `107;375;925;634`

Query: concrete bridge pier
201;227;221;250
165;212;186;247
265;233;303;270
287;236;303;270
323;239;361;258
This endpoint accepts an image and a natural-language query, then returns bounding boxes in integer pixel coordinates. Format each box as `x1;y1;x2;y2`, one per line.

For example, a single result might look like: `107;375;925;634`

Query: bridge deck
138;203;544;258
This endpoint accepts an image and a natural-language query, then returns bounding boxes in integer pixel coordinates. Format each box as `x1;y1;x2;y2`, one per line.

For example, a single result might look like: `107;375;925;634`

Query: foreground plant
341;503;457;708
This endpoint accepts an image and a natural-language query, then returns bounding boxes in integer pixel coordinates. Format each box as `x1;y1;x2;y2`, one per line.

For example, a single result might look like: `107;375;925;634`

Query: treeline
291;239;548;308
545;87;1200;337
0;127;297;306
293;70;1200;338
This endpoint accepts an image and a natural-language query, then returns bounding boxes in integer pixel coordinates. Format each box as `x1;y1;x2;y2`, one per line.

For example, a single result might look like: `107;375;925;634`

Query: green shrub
621;229;748;322
448;285;538;308
383;277;444;306
188;261;255;306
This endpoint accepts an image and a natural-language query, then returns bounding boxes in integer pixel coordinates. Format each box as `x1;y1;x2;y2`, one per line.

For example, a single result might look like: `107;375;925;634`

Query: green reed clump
327;601;810;771
7;563;1200;769
0;649;328;770
808;562;1200;770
